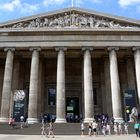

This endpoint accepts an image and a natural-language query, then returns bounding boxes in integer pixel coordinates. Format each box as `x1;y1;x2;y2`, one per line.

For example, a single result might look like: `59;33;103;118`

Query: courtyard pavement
0;134;139;140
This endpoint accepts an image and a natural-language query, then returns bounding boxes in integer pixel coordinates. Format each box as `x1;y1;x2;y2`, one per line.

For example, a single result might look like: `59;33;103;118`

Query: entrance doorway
66;97;79;122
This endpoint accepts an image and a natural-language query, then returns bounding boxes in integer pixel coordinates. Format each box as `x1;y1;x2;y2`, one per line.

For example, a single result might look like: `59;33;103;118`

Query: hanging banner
13;90;26;122
124;90;137;121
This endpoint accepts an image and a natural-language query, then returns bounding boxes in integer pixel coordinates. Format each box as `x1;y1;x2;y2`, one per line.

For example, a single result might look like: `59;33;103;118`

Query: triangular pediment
0;7;140;29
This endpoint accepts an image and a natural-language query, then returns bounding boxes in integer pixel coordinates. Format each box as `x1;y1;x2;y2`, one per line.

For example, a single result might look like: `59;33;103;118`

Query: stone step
0;122;135;135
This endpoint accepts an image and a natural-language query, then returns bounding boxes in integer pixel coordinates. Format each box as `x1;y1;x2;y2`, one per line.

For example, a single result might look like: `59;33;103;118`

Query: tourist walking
20;115;24;128
134;121;140;137
88;122;92;136
106;123;111;135
92;121;98;136
114;123;118;135
41;123;46;137
48;122;54;138
80;122;85;136
124;123;129;135
118;123;123;135
102;123;106;136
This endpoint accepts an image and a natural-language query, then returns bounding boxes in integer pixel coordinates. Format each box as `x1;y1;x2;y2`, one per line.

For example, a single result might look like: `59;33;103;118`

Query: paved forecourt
0;134;139;140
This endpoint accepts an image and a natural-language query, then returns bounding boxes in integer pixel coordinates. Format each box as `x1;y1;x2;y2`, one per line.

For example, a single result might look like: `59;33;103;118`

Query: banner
13;90;26;122
124;90;137;121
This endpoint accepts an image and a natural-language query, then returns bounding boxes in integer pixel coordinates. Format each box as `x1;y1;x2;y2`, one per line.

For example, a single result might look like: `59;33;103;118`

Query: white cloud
0;0;21;11
43;0;66;6
0;0;39;14
118;0;140;8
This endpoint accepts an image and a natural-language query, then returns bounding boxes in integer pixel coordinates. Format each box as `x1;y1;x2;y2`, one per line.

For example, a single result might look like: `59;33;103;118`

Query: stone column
0;48;15;122
28;48;40;123
108;47;123;122
104;57;112;116
133;47;140;107
55;47;67;123
83;47;94;123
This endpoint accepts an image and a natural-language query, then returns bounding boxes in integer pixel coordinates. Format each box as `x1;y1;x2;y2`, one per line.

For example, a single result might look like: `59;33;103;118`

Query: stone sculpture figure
64;13;70;27
43;18;49;27
79;14;88;27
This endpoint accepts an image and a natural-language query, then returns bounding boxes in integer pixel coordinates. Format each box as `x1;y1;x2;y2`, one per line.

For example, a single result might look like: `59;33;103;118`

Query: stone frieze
0;11;139;29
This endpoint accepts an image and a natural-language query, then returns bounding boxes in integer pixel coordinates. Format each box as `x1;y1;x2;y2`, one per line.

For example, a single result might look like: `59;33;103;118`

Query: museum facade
0;7;140;123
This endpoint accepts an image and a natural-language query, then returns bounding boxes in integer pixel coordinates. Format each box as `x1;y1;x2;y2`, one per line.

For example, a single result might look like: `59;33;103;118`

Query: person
102;123;106;136
114;123;118;135
20;115;24;128
88;122;92;136
8;115;13;127
48;122;54;138
134;122;140;137
118;123;123;135
41;123;46;137
124;123;129;135
81;122;85;136
106;123;111;135
92;121;98;136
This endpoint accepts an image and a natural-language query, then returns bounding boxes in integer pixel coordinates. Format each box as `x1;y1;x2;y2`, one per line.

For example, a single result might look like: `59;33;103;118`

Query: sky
0;0;140;23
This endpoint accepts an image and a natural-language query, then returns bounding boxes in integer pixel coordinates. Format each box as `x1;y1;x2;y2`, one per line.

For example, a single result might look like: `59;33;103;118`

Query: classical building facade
0;7;140;123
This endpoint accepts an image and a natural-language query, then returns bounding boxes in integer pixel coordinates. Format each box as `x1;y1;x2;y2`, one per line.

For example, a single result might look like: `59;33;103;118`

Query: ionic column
28;48;40;123
83;47;94;123
0;48;15;122
108;47;123;122
55;47;67;123
133;47;140;107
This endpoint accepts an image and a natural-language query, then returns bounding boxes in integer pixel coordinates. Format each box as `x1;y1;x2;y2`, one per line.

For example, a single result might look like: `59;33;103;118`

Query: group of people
81;121;129;136
8;115;28;129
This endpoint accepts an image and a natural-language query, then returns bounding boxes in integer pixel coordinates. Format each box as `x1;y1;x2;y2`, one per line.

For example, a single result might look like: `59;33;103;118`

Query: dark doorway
66;97;79;122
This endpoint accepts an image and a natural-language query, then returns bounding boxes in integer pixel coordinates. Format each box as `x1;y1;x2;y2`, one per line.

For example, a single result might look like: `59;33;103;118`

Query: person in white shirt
124;123;129;135
20;116;24;129
81;122;85;136
118;123;123;135
92;121;98;136
106;123;111;135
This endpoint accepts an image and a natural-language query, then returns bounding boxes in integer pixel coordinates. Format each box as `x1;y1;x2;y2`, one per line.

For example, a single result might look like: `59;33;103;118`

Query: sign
13;90;26;122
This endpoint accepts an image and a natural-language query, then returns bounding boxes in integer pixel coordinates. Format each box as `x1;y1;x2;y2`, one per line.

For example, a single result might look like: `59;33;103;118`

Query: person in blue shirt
134;122;140;137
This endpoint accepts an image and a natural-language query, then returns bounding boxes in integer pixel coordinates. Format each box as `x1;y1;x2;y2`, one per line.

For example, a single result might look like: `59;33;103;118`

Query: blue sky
0;0;140;23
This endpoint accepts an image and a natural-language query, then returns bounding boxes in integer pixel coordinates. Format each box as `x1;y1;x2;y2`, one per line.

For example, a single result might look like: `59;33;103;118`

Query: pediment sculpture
1;11;139;29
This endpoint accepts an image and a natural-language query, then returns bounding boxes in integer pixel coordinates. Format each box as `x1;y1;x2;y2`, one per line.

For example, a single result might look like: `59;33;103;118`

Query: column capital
29;47;41;52
108;47;119;51
132;47;140;51
4;48;15;52
55;47;67;51
82;47;93;51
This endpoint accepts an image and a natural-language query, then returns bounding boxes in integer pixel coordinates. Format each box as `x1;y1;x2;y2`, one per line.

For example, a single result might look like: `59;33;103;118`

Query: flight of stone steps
0;122;135;135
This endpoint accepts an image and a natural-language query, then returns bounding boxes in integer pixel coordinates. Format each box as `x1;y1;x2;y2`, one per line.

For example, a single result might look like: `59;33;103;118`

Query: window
93;88;97;105
48;88;56;106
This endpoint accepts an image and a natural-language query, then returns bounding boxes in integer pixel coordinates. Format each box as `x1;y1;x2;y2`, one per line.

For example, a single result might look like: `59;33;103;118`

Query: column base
84;118;94;123
27;118;38;124
114;117;124;123
55;118;66;123
0;117;9;123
